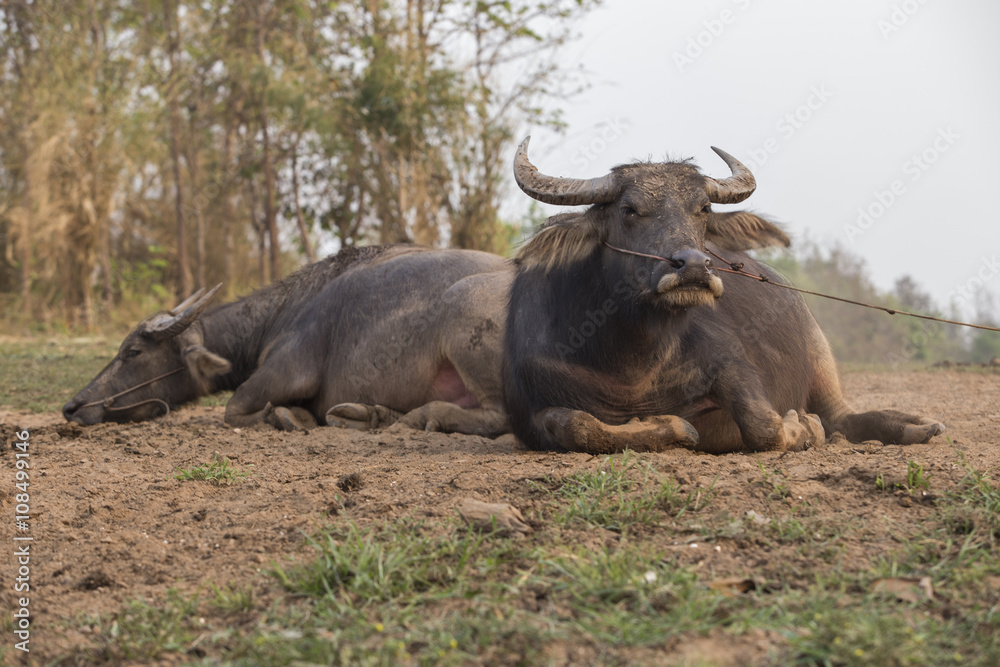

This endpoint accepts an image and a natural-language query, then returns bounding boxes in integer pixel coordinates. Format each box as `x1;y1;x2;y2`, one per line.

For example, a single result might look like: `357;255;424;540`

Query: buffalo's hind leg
535;408;699;454
325;403;402;430
327;402;508;438
835;411;944;445
806;325;944;445
398;402;507;438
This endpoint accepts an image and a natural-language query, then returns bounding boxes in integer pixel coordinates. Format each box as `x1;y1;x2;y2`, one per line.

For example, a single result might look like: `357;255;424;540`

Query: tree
0;0;602;329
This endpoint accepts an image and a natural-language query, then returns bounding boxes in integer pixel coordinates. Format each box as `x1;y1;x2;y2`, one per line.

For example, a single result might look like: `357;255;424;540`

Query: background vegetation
0;0;596;326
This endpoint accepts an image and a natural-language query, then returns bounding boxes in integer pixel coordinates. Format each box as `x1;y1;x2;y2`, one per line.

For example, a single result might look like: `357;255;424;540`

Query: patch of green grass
174;454;253;485
199;390;233;407
0;337;233;413
554;452;714;531
210;583;256;614
754;458;791;500
273;519;506;606
96;590;201;662
944;452;1000;541
538;545;726;646
778;592;983;666
905;460;932;492
247;520;555;664
0;338;119;412
875;454;1000;600
876;472;888;492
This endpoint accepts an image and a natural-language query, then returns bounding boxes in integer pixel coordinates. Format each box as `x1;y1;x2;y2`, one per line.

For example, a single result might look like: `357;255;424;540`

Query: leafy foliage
0;0;600;328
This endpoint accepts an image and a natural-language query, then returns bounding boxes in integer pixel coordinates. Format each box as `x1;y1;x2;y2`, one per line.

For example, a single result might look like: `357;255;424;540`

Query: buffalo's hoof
540;409;698;454
265;404;314;432
901;419;945;445
781;409;825;451
326;403;401;430
326;403;373;430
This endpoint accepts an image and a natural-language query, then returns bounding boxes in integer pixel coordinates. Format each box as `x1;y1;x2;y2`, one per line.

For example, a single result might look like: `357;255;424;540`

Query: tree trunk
20;130;32;318
222;111;238;298
256;5;280;281
187;98;206;288
247;173;269;286
163;0;190;299
291;144;316;263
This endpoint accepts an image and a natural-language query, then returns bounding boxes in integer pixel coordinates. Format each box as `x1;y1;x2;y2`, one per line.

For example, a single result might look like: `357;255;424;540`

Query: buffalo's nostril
63;400;80;422
670;249;712;271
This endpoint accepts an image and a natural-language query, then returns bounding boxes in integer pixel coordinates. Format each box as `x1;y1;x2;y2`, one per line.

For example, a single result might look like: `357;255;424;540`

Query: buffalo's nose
670;249;712;272
62;400;80;422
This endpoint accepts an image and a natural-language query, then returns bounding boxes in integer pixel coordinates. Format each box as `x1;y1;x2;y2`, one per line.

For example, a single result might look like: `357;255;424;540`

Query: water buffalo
502;137;945;454
64;245;511;436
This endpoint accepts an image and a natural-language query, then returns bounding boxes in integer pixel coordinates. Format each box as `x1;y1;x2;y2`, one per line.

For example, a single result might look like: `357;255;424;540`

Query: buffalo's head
62;285;231;424
513;137;789;308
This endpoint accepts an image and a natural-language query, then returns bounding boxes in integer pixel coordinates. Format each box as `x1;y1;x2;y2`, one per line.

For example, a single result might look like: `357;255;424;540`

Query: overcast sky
518;0;1000;319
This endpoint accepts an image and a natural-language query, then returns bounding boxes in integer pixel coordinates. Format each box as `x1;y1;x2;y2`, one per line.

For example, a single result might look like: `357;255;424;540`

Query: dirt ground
2;369;999;665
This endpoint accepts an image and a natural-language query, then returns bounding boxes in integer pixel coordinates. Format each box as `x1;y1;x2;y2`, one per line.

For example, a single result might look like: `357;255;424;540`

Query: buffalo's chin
64;408;104;426
654;273;724;308
657;287;718;309
63;403;167;425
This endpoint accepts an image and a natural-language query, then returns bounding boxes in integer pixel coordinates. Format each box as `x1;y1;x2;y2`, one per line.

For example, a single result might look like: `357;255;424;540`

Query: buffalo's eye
124;349;142;360
701;203;712;214
620;205;637;218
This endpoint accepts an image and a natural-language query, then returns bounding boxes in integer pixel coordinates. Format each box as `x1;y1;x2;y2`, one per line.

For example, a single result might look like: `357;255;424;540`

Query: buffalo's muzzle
654;248;723;304
62;398;99;425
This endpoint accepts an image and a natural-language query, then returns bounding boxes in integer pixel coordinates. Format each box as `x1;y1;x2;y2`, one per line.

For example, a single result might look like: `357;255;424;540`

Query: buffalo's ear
182;345;232;392
516;213;603;272
706;211;790;251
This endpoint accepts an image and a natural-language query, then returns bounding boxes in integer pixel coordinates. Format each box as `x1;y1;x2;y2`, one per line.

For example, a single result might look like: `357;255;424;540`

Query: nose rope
602;242;683;268
705;246;1000;334
104;397;172;417
77;367;185;417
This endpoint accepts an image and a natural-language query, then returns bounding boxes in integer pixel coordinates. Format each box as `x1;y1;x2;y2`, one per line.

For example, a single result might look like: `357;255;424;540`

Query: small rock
457;498;532;535
337;472;363;492
56;422;84;439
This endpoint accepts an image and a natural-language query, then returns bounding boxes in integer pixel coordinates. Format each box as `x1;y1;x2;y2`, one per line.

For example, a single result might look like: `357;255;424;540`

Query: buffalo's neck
196;299;286;390
544;263;688;375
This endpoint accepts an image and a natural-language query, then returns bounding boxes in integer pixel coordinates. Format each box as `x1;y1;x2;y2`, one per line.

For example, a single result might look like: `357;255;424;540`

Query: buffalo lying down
64;245;510;436
502;137;945;453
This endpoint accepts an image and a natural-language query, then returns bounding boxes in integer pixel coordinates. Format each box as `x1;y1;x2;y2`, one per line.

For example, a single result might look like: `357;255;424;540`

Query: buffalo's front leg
712;366;824;452
225;352;321;430
535;408;699;454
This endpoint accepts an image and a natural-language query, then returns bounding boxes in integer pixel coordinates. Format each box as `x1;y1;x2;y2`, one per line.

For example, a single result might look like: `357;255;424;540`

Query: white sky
518;0;1000;318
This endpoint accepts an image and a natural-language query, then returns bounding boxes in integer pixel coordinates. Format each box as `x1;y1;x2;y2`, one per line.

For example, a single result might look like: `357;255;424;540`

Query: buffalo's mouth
62;396;170;425
655;272;724;307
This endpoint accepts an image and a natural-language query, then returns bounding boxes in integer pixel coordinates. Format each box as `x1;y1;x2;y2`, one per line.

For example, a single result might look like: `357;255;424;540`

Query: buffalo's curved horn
705;146;756;204
513;136;619;206
146;283;223;340
170;287;206;315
